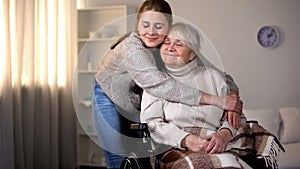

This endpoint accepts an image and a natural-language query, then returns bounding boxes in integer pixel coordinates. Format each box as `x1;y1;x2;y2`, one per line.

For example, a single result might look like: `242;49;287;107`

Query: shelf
77;122;98;138
78;131;98;137
78;5;129;12
78;70;97;74
77;5;134;39
78;163;106;169
78;37;118;43
80;99;92;107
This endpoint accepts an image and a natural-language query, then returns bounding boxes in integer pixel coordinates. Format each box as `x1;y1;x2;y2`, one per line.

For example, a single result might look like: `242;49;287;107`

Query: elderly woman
141;22;283;169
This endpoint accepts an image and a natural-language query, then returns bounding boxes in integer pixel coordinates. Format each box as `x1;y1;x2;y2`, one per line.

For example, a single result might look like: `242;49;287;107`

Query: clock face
257;26;280;48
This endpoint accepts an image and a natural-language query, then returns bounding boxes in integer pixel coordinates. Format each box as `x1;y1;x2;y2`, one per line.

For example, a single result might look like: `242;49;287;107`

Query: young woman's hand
220;94;243;114
200;93;243;114
223;111;241;129
221;91;243;128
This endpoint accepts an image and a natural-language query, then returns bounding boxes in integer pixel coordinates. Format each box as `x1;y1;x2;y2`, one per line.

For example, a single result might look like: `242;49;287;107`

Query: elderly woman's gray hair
168;22;201;53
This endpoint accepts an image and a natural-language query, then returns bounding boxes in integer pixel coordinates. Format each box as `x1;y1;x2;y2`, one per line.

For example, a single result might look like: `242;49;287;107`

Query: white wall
169;0;300;109
85;0;300;109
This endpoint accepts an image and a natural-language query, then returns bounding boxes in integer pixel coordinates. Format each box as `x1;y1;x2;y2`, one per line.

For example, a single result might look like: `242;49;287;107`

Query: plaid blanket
159;122;285;169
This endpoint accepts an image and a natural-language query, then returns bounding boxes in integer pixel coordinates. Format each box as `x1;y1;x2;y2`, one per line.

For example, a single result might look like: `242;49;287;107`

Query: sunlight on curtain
0;0;67;91
35;0;47;86
9;0;19;87
57;0;67;86
0;0;76;168
47;0;57;86
35;0;67;87
0;1;8;94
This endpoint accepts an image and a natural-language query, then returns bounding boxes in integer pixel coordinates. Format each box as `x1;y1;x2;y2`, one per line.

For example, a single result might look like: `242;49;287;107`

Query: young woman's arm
121;35;241;113
122;35;201;106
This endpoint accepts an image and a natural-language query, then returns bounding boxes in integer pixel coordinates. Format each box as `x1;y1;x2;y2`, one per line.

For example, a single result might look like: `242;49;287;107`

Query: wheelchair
120;123;163;169
119;121;265;169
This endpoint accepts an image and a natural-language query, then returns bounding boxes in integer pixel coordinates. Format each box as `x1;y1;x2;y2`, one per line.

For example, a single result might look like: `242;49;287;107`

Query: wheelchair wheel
120;152;152;169
120;158;140;169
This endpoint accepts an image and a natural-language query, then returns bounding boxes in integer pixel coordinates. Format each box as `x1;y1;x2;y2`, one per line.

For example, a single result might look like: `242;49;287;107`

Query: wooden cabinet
74;5;136;168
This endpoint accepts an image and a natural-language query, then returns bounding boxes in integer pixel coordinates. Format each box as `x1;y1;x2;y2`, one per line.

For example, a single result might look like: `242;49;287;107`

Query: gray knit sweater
95;32;239;114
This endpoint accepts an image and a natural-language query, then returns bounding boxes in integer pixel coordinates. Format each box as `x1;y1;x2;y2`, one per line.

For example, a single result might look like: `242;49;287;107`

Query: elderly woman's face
160;36;196;68
138;11;169;48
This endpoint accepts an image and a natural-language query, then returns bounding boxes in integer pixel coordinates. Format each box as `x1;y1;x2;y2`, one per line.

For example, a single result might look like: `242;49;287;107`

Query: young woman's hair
136;0;173;27
111;0;173;49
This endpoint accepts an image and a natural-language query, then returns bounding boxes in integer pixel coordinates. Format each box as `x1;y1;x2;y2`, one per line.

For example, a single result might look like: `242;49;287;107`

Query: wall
169;0;300;109
84;0;300;109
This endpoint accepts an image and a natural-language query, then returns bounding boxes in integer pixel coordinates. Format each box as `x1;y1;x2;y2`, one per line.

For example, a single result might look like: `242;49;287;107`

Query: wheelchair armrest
246;120;258;124
130;123;149;130
130;123;151;138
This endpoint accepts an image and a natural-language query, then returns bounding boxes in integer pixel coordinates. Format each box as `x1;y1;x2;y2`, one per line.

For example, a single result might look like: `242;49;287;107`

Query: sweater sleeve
199;54;239;95
225;73;239;95
218;112;247;137
140;92;189;148
121;35;201;106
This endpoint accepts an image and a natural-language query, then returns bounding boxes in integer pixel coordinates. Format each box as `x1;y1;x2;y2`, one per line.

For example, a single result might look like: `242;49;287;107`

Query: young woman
92;0;242;168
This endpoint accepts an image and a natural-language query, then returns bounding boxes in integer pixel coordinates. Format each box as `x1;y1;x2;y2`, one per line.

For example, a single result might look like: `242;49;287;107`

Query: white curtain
0;0;77;169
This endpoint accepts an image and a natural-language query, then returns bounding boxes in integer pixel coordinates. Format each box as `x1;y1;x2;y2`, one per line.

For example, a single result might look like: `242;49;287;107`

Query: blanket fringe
261;137;281;169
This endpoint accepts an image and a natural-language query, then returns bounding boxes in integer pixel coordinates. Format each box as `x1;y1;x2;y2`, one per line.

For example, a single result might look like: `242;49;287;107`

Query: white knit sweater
141;57;245;149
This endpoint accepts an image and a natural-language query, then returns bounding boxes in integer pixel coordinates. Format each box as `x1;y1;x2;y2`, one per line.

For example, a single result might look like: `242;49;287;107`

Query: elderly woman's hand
181;134;209;152
205;129;232;154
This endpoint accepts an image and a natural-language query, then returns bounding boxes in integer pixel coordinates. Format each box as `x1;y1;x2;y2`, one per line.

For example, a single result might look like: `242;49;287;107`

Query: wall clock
257;25;280;48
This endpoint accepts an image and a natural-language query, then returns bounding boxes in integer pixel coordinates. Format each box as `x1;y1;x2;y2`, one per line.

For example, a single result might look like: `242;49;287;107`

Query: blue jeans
92;80;141;169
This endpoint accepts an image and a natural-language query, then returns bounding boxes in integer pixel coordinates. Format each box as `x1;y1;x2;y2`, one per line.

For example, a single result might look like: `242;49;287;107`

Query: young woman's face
138;11;169;48
160;36;196;68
